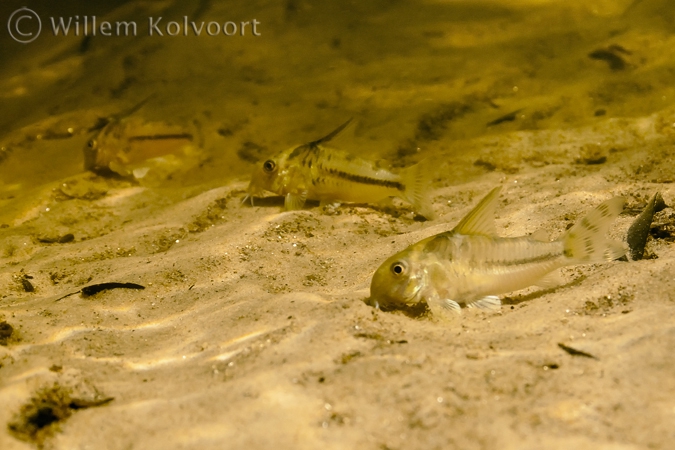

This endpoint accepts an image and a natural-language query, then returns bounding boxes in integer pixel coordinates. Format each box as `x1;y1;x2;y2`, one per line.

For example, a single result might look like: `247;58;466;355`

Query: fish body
85;119;194;177
246;120;435;218
369;187;626;316
83;96;198;180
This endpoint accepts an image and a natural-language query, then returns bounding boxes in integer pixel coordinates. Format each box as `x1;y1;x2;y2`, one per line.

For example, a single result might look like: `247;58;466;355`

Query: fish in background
368;186;626;317
84;96;202;183
245;119;435;219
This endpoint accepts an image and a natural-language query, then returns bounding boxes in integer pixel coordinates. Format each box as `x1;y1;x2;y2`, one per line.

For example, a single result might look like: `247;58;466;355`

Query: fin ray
285;191;307;210
535;270;563;289
466;296;502;311
425;290;462;317
310;118;354;146
563;197;626;263
453;187;502;236
399;159;435;219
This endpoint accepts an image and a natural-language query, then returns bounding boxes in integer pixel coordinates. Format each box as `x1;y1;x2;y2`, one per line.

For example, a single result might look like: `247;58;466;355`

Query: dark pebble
0;321;14;345
627;192;665;260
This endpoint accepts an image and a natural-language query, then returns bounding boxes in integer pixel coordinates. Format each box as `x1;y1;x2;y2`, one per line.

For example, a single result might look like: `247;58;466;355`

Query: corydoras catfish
245;119;435;219
369;186;626;316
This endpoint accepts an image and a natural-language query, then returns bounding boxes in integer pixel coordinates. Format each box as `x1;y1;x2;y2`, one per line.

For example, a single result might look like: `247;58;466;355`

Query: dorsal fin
112;94;156;122
88;94;156;133
452;186;502;236
309;118;353;146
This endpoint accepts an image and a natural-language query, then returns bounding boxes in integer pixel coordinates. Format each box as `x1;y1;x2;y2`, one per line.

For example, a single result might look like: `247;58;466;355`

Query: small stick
55;282;145;302
558;342;598;360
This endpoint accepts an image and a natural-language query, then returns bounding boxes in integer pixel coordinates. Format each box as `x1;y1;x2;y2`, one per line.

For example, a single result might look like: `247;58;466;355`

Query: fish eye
263;160;276;172
87;139;97;149
390;261;407;276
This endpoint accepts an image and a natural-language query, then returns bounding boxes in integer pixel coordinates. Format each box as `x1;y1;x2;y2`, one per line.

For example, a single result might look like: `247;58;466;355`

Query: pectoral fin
439;298;462;312
425;289;462;317
132;167;150;179
285;191;308;210
108;160;130;177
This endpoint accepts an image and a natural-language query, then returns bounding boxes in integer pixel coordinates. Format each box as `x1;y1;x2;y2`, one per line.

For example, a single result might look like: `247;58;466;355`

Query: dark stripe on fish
486;251;561;267
325;167;404;190
288;143;317;161
128;133;193;142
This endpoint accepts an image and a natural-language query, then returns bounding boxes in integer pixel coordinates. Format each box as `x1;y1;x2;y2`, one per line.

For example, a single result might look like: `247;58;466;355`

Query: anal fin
375;197;395;209
531;229;549;242
535;270;563;289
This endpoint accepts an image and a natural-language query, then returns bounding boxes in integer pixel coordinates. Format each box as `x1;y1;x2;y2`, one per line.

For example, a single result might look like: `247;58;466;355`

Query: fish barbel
368;186;626;316
245;119;435;218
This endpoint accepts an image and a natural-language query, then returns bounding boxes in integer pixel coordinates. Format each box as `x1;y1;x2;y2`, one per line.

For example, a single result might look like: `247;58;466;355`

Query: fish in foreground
245;119;435;218
368;186;626;317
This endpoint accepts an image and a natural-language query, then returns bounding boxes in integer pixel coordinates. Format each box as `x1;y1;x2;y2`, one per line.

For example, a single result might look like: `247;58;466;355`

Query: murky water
3;0;674;208
2;1;675;449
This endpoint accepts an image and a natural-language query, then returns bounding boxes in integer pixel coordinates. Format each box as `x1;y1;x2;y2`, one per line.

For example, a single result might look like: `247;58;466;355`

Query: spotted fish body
368;187;626;317
246;120;435;218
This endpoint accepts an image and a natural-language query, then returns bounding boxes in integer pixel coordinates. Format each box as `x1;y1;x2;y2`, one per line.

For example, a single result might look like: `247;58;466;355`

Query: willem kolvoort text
50;16;261;37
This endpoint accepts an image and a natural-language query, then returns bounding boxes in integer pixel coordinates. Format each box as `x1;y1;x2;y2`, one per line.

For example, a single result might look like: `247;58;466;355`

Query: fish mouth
367;284;420;310
402;282;423;305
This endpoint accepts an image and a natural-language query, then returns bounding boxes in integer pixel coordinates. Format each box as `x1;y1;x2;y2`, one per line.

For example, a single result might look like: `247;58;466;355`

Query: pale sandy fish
84;96;199;181
368;186;626;317
245;119;435;218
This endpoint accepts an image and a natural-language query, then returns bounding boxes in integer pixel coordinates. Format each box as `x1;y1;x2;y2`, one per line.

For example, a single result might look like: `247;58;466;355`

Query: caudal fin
400;159;435;219
563;197;626;263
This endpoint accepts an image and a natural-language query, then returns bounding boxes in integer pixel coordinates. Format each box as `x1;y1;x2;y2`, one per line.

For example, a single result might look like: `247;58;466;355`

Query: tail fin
400;159;435;219
563;197;626;263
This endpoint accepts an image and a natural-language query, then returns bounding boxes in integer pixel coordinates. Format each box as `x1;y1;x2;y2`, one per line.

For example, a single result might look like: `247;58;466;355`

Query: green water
1;0;674;221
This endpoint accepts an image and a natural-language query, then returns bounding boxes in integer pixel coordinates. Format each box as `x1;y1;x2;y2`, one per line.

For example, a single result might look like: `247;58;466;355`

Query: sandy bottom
1;1;675;449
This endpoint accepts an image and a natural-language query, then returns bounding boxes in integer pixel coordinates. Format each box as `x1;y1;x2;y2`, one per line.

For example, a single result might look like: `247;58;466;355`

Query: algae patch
8;383;113;448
